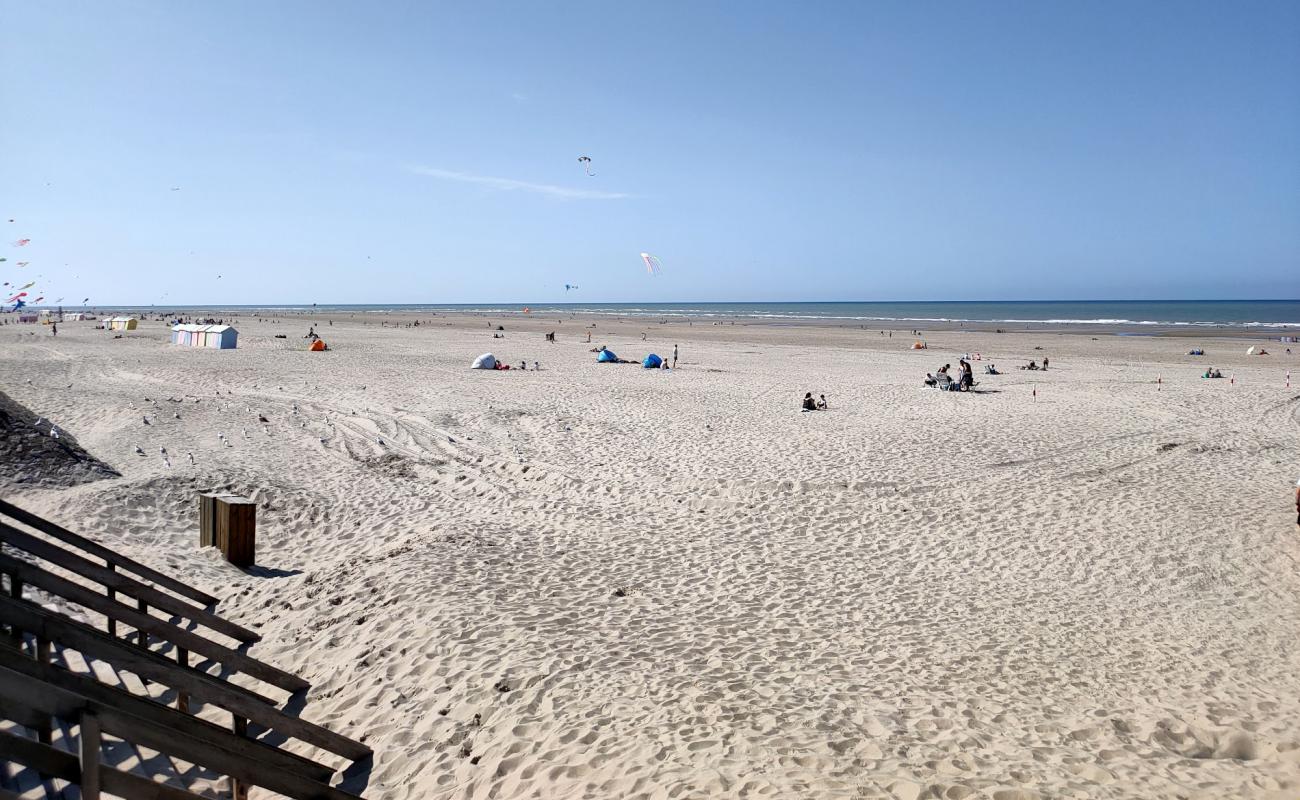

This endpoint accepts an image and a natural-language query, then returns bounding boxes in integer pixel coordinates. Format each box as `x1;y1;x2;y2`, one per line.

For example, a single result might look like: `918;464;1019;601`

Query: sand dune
3;315;1299;799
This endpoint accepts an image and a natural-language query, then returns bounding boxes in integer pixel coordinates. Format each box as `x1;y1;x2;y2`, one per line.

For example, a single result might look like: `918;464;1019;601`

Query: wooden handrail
0;655;335;786
0;521;259;643
0;595;370;761
0;498;216;606
0;663;364;800
0;555;308;693
0;729;209;800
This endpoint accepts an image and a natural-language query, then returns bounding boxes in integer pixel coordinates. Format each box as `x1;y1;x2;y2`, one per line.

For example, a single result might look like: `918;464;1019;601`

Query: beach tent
643;353;662;369
108;316;138;331
309;339;327;352
596;349;618;363
205;325;238;349
471;352;497;369
18;313;37;324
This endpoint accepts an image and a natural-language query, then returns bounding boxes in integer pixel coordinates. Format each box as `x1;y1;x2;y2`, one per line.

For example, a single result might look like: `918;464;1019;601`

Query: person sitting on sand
1020;361;1038;370
802;392;817;412
985;364;1000;375
924;373;938;387
937;364;950;376
816;394;828;410
305;327;317;339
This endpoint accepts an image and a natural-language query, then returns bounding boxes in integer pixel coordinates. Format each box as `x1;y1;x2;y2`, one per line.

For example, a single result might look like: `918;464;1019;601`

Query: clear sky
2;0;1297;305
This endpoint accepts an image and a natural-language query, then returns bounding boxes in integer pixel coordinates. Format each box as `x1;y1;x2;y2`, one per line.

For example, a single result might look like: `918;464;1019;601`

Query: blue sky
2;0;1297;305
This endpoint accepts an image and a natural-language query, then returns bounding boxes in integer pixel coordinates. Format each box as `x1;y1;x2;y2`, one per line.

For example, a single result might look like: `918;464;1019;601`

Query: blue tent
596;349;618;363
643;353;662;368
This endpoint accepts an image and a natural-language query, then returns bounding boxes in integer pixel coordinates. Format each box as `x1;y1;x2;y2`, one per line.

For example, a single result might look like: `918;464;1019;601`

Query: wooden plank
0;499;217;606
0;555;308;693
215;497;257;568
80;712;102;800
0;666;364;800
0;596;370;760
0;729;209;800
0;655;335;784
0;521;259;644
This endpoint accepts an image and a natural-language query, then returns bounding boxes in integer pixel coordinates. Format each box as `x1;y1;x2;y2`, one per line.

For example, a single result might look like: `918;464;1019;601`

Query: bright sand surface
3;313;1299;799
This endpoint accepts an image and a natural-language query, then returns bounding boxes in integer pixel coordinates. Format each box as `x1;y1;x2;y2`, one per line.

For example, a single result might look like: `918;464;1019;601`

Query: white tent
471;353;497;370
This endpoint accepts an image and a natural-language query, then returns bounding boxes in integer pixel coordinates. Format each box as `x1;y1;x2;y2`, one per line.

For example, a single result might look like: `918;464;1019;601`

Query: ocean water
98;300;1300;328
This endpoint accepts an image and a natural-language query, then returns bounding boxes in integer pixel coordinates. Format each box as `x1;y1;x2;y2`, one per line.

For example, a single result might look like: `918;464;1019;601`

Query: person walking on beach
673;344;678;368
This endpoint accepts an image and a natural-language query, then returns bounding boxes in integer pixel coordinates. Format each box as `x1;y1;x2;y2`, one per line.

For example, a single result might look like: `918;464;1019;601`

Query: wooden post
232;715;249;800
136;599;149;649
177;647;190;713
215;497;257;568
35;635;53;744
105;562;117;637
79;713;102;800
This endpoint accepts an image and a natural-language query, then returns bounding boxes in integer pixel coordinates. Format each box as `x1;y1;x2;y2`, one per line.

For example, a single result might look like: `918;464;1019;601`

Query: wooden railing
0;500;372;799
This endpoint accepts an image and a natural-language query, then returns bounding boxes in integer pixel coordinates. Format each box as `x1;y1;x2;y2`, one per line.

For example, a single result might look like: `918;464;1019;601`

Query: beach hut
205;324;238;349
108;316;139;331
18;313;38;324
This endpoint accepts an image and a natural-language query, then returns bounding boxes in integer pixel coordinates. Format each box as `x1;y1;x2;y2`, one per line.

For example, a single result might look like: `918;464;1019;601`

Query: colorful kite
640;253;662;275
12;239;30;247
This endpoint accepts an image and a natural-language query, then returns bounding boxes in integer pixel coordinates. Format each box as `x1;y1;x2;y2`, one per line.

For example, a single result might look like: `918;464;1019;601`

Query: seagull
33;416;43;426
173;413;180;419
49;426;60;439
258;414;268;423
376;437;385;446
134;446;145;455
142;416;150;425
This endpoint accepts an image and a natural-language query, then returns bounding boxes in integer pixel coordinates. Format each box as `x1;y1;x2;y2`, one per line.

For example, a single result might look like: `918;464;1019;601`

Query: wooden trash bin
198;492;238;548
214;496;257;568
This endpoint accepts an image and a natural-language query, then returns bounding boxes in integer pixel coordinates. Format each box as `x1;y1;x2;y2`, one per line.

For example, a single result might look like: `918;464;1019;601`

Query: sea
80;300;1300;330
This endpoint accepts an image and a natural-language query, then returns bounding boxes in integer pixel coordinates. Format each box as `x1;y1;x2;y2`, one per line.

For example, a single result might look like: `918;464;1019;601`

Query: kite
564;284;578;291
12;239;30;247
10;299;25;310
17;262;28;267
18;281;35;291
33;296;43;303
640;252;662;275
82;297;90;304
577;156;594;176
0;258;5;262
170;187;181;191
54;297;63;303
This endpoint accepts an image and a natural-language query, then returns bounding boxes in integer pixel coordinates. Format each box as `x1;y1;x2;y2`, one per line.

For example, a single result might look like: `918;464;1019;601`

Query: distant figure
816;394;828;410
534;361;540;371
673;344;678;368
641;332;646;341
51;323;57;336
1295;476;1300;525
1042;357;1050;371
958;359;973;390
586;331;592;343
802;392;817;412
545;331;555;342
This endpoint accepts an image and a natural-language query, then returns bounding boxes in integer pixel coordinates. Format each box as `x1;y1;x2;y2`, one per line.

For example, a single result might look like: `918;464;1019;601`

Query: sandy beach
3;314;1299;799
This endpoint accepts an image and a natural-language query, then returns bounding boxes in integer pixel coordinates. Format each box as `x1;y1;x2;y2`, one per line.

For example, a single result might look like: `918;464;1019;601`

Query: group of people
924;359;976;391
1019;357;1048;370
801;393;829;411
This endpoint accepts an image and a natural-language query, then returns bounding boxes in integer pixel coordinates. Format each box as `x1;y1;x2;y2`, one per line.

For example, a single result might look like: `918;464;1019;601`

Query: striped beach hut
205;324;238;349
